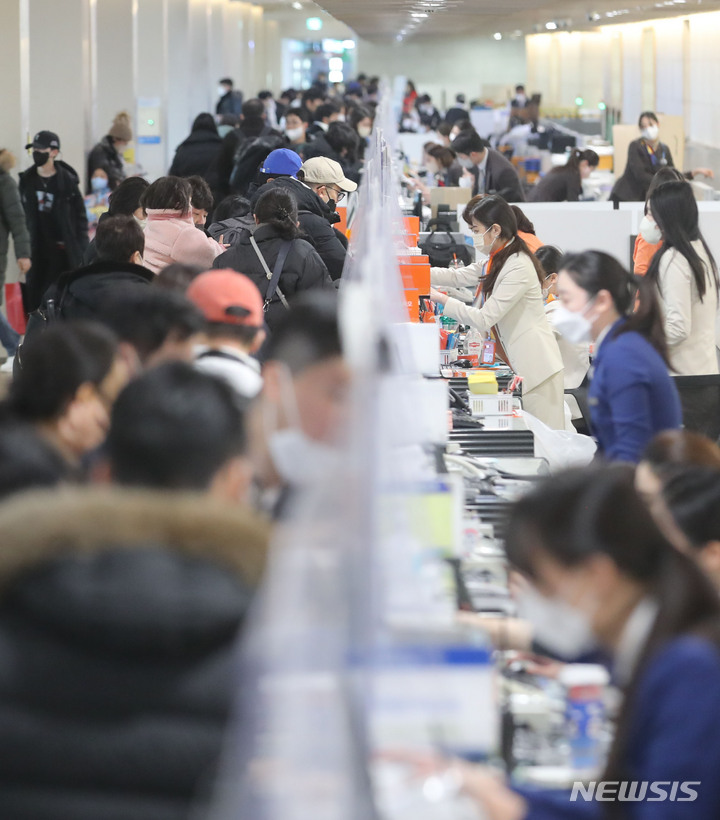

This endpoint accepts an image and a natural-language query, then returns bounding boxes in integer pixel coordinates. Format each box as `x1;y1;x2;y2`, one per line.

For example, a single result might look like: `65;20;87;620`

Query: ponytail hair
564;148;599;173
466;195;546;293
559;250;671;366
253;188;300;241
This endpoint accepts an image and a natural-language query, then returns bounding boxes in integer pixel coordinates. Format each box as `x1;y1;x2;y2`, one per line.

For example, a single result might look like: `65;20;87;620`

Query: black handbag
418;218;474;268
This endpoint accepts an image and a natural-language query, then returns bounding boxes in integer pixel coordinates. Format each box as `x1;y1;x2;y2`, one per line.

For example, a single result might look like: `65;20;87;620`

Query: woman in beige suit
430;195;565;428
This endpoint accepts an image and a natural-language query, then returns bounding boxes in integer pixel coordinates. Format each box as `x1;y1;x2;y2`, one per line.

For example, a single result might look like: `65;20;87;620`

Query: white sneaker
1;356;14;373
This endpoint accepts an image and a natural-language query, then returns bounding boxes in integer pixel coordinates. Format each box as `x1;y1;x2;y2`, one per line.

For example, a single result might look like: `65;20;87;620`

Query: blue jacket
588;321;681;462
516;636;720;819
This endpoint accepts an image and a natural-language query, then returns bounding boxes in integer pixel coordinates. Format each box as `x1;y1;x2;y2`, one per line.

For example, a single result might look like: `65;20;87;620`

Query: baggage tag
481;338;496;365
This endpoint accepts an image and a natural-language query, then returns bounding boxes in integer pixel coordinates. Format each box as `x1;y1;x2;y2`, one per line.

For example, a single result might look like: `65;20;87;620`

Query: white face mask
550;299;596;344
457;156;474;170
286;126;305;141
639;214;662;245
265;365;341;488
542;288;550;301
459;175;473;189
516;584;597;659
641;124;659;142
357;125;372;139
472;226;496;260
134;215;147;231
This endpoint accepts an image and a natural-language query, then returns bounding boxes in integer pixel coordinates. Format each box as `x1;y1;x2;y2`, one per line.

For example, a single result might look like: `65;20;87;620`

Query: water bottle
559;664;610;776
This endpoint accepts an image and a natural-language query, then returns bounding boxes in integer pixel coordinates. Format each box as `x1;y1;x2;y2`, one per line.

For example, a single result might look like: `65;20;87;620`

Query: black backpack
419;218;474;268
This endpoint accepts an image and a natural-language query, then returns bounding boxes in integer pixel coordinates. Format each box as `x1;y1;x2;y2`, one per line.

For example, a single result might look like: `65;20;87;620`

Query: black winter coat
42;258;153;318
213;222;333;331
0;486;269;820
18;161;89;271
86;135;125;193
0;166;31;289
254;177;348;280
169;129;223;180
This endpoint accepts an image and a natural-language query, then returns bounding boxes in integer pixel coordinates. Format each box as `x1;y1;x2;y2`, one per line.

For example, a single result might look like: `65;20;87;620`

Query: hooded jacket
18;160;88;272
143;209;224;274
0;153;31;288
213;222;333;332
86;135;125;193
0;486;269;820
169;128;223;180
254;177;348;280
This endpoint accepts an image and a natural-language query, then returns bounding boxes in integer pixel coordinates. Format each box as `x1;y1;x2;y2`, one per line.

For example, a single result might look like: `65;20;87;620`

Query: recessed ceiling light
545;21;558;30
493;32;502;40
291;1;302;8
411;12;429;18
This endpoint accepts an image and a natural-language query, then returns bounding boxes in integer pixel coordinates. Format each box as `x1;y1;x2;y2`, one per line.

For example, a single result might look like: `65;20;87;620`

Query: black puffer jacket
169;128;223;180
28;258;154;334
253;177;348;280
213;222;333;331
0;487;269;820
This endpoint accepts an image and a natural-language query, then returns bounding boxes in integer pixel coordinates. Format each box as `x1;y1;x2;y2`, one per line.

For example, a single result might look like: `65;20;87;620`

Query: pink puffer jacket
143;209;223;274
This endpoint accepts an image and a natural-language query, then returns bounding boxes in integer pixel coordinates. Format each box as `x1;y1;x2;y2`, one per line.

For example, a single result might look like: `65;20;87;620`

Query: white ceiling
291;0;720;42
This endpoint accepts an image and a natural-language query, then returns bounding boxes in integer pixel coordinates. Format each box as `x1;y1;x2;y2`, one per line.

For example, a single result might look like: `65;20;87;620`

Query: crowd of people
0;72;719;818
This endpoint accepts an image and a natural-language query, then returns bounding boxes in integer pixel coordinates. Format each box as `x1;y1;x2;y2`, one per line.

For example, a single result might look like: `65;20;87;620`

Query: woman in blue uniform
551;250;682;462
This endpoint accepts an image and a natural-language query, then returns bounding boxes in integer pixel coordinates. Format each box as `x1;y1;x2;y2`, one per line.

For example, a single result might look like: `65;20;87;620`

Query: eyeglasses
325;186;346;202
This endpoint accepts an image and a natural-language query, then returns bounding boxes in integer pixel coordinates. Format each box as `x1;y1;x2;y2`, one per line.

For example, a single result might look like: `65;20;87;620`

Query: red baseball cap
186;269;264;328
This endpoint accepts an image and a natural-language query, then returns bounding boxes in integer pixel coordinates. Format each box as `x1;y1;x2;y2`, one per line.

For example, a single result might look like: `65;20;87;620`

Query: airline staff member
430;195;564;429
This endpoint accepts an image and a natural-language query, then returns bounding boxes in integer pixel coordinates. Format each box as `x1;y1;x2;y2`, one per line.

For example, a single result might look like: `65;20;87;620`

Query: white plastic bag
521;410;597;472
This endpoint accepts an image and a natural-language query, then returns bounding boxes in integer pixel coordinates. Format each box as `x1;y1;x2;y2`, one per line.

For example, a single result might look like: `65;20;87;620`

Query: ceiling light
493;32;502;40
291;1;302;8
411;12;429;18
545;21;558;30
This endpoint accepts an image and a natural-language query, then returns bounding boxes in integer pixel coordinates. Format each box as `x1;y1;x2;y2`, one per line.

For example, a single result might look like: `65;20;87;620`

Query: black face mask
326;197;337;213
32;150;51;168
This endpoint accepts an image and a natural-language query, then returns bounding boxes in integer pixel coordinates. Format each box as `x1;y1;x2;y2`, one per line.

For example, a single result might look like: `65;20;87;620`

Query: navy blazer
588;321;681;463
516;635;720;819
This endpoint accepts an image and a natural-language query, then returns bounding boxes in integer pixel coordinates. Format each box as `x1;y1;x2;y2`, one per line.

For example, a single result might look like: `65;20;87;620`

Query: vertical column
264;20;281;93
0;0;30;159
189;0;213;118
167;0;192;160
208;0;226;99
252;7;267;94
222;0;244;96
134;0;169;179
0;0;30;285
29;0;92;188
94;0;136;148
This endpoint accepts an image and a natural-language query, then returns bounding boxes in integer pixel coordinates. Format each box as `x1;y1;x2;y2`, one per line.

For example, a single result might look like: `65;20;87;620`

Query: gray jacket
0;163;32;287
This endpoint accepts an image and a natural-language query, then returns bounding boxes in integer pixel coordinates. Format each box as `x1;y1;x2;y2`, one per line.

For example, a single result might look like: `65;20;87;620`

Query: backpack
418;218;474;268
